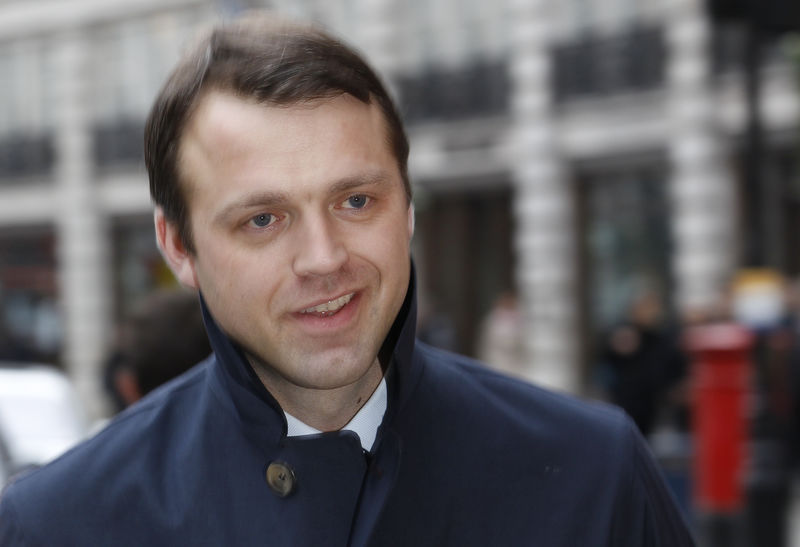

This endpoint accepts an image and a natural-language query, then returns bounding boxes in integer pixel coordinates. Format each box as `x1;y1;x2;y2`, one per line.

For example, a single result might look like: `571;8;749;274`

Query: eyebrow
328;171;393;195
213;171;394;225
214;190;291;226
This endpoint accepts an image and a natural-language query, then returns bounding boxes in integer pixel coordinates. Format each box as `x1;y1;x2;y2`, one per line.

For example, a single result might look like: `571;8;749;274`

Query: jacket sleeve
611;419;697;547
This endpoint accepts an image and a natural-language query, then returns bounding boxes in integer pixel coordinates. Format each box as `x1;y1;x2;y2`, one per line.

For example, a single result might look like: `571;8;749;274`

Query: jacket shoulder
413;340;631;443
386;342;695;545
0;360;213;543
409;341;640;504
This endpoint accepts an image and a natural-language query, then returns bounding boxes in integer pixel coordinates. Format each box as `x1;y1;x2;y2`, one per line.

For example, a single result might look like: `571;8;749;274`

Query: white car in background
0;365;89;486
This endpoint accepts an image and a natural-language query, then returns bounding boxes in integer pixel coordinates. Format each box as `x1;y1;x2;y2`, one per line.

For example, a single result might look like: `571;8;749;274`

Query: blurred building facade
0;0;797;416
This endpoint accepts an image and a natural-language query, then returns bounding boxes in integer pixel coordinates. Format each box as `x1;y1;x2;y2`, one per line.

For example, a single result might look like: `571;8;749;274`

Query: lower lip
292;293;361;332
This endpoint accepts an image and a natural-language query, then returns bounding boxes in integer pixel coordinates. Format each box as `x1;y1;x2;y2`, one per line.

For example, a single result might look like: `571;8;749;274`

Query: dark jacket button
266;462;296;497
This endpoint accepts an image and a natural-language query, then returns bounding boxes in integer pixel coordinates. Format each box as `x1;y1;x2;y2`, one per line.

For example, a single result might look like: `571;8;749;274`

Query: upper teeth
301;293;353;314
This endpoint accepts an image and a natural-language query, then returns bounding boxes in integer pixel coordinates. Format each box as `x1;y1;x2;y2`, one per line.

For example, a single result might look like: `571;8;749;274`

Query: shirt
284;378;387;451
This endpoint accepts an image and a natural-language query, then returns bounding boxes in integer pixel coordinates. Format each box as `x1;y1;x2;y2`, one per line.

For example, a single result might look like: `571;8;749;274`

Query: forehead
192;91;365;144
176;91;399;201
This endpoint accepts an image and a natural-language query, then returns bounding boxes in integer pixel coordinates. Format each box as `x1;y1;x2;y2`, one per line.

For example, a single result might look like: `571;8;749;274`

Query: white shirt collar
283;378;387;452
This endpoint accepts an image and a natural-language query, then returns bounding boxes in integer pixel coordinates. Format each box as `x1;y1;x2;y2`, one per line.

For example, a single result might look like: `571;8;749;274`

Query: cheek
193;239;254;302
362;226;411;291
350;221;408;268
198;258;277;334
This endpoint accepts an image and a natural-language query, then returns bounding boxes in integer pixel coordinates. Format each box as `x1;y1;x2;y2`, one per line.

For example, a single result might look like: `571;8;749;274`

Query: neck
248;356;384;432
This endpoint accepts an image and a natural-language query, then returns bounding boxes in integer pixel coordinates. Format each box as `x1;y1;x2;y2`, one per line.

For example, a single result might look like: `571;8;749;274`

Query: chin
305;352;379;387
252;344;362;383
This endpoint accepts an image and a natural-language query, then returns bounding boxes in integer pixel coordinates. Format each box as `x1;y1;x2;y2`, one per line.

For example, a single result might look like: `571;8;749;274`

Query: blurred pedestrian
0;13;694;546
599;291;688;437
478;291;526;377
104;288;211;411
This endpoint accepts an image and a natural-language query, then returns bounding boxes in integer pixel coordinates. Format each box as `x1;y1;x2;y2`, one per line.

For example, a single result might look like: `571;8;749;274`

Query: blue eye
250;213;274;228
344;194;369;209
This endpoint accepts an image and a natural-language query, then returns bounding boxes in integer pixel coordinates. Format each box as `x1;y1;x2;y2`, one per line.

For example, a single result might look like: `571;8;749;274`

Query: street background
0;0;799;545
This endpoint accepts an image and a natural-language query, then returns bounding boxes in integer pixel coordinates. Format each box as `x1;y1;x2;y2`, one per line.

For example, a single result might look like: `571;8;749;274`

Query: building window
89;11;208;170
551;25;665;102
0;39;55;181
93;120;144;169
0;40;51;137
578;163;674;344
0;133;55;180
396;59;510;122
0;227;61;364
415;184;515;356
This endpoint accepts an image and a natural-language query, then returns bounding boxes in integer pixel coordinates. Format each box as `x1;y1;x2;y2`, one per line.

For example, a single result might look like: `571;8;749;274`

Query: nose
292;214;348;278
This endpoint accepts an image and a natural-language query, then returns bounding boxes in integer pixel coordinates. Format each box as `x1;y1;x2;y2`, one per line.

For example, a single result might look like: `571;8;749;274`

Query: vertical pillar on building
53;30;112;420
508;0;579;392
667;0;737;315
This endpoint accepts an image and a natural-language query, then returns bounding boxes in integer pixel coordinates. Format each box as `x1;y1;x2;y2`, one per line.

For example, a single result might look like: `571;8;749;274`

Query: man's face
165;91;413;394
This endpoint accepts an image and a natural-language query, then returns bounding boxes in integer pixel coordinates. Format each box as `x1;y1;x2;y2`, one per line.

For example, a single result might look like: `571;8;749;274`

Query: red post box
686;323;753;513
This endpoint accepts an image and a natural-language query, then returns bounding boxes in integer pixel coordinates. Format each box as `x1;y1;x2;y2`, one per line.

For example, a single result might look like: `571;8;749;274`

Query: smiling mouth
300;293;354;317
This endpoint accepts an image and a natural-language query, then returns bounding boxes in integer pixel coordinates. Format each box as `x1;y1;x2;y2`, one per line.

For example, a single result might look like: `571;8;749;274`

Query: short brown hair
144;14;410;253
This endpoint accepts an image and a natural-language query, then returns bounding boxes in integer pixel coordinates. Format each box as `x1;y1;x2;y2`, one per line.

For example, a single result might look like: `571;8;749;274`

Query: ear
113;368;142;407
407;203;415;239
154;207;199;289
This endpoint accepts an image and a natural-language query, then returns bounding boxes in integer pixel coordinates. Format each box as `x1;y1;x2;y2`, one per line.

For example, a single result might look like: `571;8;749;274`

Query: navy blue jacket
0;277;695;546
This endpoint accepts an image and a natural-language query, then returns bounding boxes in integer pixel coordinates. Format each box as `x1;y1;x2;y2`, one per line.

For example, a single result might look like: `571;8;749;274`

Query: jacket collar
200;262;421;450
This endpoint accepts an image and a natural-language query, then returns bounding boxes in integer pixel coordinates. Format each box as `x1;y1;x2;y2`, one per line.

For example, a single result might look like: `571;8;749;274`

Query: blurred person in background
477;291;526;378
0;13;694;546
104;288;211;411
598;291;689;437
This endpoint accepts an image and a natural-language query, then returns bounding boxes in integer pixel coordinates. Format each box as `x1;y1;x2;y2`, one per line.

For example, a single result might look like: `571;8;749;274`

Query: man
0;14;695;546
